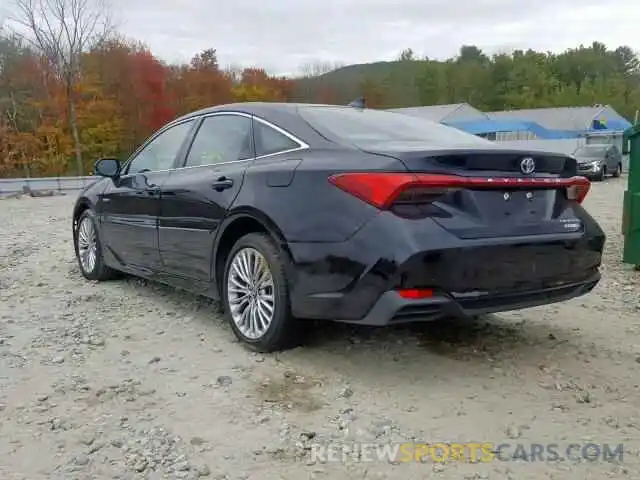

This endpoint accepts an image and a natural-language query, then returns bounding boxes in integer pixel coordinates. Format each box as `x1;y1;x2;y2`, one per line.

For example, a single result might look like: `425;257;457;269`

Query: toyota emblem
520;157;536;175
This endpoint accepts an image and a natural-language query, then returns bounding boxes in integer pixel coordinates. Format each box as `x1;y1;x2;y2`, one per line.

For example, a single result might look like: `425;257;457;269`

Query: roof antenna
348;97;366;109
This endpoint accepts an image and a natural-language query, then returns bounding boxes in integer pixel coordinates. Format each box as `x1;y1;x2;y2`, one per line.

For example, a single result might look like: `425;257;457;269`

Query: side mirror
94;158;120;178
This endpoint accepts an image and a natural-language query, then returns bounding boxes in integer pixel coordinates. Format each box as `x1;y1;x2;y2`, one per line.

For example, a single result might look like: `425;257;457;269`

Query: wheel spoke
230;271;249;288
231;262;249;285
230;292;249;305
229;285;248;296
76;217;98;274
260;288;275;301
253;254;263;279
239;304;251;328
256;267;271;288
239;251;251;281
256;301;270;331
259;298;274;314
248;302;258;337
78;228;87;246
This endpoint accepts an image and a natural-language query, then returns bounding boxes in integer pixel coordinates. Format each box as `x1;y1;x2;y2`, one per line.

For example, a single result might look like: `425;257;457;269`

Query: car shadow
290;311;588;380
114;274;597;385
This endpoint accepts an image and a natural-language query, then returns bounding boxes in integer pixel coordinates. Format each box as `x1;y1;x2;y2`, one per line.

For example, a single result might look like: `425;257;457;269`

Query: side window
127;120;195;174
254;120;302;157
184;115;253;167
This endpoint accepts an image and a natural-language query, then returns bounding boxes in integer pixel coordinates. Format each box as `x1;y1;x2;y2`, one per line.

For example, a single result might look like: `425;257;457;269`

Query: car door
98;119;197;272
604;147;614;172
608;146;621;171
158;112;254;282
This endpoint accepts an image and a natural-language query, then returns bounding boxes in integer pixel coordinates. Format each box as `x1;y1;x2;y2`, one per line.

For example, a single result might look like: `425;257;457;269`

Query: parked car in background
573;144;623;181
71;102;605;352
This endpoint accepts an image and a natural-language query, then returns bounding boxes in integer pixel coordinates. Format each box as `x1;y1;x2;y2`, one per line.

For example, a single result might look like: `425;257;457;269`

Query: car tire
595;165;606;182
222;232;303;352
74;209;119;281
613;163;622;178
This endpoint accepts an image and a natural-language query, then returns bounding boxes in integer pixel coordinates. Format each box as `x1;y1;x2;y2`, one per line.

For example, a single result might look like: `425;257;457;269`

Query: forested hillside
294;45;640;119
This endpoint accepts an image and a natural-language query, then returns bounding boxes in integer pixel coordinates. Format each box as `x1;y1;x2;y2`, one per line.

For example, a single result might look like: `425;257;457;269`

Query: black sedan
72;102;605;352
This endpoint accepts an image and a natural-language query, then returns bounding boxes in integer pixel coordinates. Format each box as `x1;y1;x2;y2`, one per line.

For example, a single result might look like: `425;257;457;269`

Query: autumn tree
167;48;233;115
0;32;69;176
358;78;388;108
316;84;338;104
232;68;294;102
10;0;114;175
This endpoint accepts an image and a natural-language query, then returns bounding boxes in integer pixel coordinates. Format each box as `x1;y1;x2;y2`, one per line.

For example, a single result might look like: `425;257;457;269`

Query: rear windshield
297;106;491;148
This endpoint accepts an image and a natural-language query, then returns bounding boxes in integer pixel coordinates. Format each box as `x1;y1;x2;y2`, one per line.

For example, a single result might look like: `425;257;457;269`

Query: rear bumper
336;273;600;326
287;207;605;324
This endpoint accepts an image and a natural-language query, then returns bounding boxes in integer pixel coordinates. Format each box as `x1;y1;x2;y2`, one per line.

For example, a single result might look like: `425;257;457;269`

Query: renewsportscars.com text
308;442;625;464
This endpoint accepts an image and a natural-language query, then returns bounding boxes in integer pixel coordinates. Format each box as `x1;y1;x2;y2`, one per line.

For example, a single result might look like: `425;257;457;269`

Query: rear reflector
328;172;590;209
397;288;434;299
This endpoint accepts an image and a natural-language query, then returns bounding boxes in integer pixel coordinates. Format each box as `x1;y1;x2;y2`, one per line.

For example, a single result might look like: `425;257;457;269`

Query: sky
4;0;640;76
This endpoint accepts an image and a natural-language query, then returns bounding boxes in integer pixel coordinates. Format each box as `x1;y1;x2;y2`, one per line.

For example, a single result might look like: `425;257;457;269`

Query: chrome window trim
174;157;255;172
118;110;310;176
173;111;309;169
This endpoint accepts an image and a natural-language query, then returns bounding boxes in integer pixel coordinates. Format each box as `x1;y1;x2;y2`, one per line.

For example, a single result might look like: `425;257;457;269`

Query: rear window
297;106;491;148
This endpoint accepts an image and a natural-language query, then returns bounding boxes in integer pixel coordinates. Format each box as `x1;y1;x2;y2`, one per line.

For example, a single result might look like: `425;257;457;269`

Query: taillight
565;179;591;203
392;186;460;205
328;172;591;209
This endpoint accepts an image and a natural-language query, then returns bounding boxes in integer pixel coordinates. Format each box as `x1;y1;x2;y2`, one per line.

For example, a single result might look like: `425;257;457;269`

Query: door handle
212;177;234;191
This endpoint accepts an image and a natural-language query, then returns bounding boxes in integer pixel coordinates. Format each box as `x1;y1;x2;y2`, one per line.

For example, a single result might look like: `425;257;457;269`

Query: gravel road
1;177;639;480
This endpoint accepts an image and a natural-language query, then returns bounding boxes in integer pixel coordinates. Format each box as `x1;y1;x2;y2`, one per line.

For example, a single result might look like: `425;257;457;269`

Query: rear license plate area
422;245;593;292
475;190;549;220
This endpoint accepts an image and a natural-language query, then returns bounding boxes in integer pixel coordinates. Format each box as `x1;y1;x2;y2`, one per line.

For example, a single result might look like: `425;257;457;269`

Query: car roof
170;102;353;149
173;102;345;121
173;102;360;126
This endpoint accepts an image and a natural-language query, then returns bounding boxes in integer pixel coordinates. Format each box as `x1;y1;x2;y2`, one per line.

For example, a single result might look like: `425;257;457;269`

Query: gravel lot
1;177;639;480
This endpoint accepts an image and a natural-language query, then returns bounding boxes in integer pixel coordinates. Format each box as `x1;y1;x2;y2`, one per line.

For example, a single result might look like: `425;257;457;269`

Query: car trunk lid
349;145;587;240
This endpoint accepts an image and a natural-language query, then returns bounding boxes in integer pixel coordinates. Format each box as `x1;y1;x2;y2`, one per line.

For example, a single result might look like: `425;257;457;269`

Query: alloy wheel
77;216;97;273
227;247;275;339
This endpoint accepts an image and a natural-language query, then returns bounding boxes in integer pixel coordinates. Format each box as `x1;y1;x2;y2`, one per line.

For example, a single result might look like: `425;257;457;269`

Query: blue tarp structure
443;119;581;139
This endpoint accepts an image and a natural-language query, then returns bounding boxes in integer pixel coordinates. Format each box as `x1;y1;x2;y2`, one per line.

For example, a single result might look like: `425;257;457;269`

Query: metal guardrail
0;176;98;197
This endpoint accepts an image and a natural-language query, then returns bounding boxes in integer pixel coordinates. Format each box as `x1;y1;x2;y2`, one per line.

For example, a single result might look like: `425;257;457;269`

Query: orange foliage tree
0;39;74;177
232;68;294;102
0;34;308;177
167;48;234;115
84;39;174;155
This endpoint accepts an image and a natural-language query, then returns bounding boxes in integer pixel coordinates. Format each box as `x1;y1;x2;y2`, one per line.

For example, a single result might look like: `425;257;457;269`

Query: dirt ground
1;177;639;480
